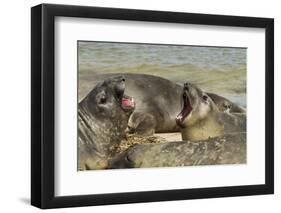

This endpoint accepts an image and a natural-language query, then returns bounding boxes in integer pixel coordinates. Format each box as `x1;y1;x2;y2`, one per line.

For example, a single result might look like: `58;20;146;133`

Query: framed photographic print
31;3;274;209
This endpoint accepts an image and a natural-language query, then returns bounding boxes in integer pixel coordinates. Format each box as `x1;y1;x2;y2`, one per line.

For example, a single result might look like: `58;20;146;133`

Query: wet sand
155;132;182;141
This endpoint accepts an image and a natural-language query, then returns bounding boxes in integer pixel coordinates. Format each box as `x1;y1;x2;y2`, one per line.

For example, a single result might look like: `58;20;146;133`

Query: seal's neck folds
181;114;224;141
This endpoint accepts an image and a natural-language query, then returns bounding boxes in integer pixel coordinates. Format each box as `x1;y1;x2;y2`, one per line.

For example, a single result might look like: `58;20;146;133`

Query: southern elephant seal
207;92;246;113
109;133;246;169
80;73;246;136
78;76;135;170
176;82;246;141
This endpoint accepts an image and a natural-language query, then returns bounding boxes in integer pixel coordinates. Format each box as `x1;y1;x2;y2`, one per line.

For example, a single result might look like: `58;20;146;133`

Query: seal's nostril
184;83;189;91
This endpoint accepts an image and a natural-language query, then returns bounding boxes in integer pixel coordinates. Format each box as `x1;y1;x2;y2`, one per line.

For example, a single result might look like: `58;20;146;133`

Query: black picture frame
31;3;274;209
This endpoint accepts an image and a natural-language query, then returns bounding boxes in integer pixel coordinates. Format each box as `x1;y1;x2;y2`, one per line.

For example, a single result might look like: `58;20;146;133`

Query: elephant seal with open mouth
78;76;135;170
176;82;246;141
80;73;246;136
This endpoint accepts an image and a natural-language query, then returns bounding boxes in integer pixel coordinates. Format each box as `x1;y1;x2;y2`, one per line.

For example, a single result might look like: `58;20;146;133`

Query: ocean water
78;41;246;107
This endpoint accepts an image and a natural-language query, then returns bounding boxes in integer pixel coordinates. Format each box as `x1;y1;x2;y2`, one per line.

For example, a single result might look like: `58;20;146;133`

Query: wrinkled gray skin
176;82;246;141
109;133;246;169
78;76;134;170
80;73;246;136
207;93;246;113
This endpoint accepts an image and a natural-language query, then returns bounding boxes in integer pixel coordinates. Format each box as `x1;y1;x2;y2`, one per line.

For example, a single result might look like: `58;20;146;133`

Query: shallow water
78;41;246;107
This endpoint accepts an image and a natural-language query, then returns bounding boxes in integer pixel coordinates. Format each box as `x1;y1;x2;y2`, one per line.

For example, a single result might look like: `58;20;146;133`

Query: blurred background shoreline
78;41;246;107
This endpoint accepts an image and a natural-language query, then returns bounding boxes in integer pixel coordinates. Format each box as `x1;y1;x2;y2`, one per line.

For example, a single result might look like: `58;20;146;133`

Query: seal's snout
175;82;194;128
184;82;190;91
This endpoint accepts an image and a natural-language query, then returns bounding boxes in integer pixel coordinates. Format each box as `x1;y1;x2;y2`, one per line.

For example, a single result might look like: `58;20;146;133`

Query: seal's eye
202;95;208;101
223;102;231;109
99;97;107;104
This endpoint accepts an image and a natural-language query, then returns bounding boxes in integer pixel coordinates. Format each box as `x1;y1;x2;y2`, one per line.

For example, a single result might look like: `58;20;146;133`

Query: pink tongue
122;98;134;107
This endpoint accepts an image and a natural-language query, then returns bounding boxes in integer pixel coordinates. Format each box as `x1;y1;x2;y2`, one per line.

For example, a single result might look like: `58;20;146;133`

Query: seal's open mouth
113;76;135;112
121;94;135;111
176;92;193;128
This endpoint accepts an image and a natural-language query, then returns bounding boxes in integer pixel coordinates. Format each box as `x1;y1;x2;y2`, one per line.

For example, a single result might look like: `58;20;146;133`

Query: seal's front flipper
128;112;156;136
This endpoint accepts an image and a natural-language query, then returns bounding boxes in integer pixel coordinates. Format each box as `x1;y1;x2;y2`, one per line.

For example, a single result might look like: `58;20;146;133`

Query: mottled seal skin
78;76;135;170
80;73;246;136
207;93;246;113
176;82;246;141
109;133;246;169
